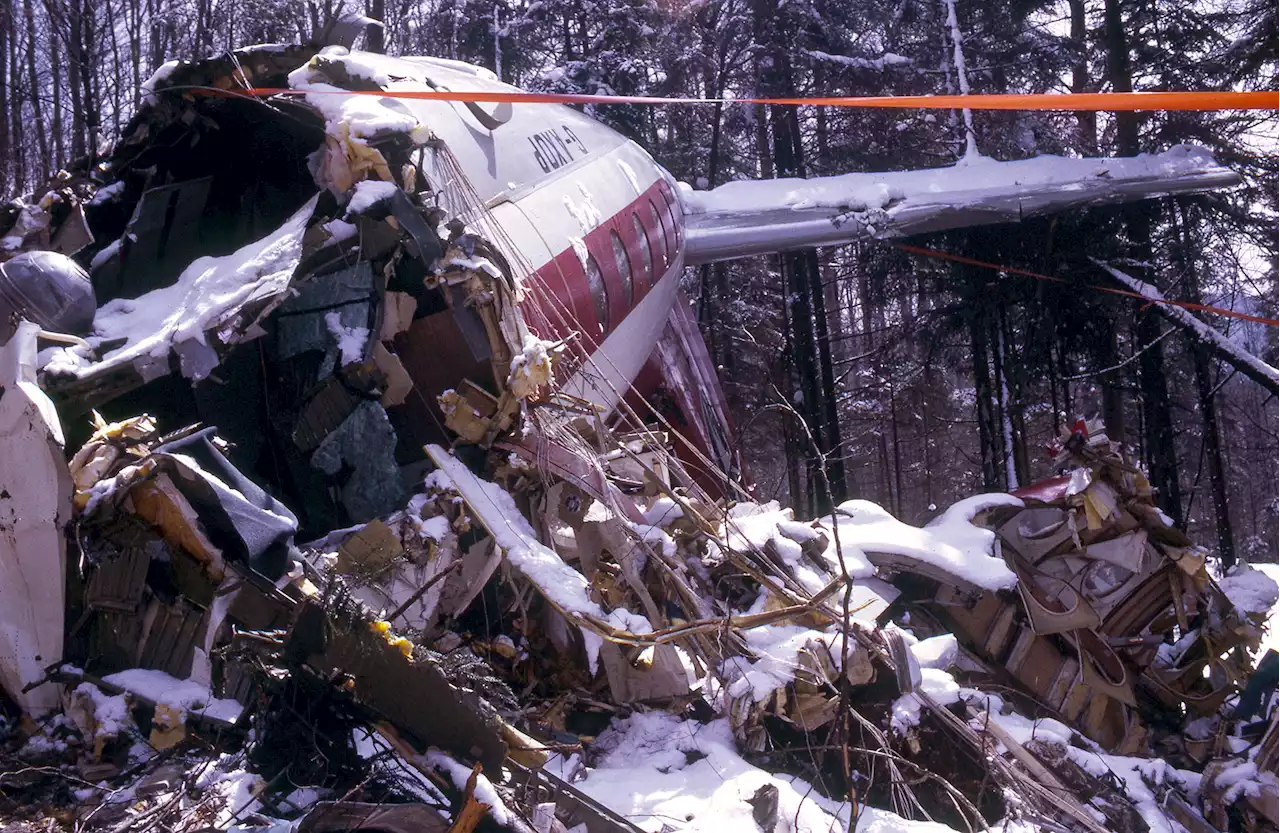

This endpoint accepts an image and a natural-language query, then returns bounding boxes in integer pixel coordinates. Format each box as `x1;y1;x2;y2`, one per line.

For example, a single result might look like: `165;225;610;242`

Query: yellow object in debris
129;474;227;580
369;620;414;658
149;703;186;751
314;123;394;194
68;412;159;511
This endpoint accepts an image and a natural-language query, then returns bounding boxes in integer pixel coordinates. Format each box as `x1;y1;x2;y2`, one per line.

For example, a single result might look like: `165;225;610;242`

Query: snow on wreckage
0;33;1273;833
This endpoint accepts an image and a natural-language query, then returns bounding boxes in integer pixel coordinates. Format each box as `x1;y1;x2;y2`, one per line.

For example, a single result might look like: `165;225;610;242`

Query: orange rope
893;243;1279;327
233;87;1279;111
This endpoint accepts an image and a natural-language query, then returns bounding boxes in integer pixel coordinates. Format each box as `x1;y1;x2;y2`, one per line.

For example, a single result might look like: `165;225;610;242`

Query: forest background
2;0;1275;563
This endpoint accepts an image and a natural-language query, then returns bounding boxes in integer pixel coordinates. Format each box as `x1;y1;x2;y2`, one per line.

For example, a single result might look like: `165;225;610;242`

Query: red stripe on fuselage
522;179;679;361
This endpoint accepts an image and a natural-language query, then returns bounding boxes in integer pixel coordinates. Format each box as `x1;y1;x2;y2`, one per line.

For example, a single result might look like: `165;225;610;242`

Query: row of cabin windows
583;190;680;333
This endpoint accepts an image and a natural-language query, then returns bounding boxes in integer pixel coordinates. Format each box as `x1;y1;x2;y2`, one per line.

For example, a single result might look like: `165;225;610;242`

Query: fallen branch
1092;259;1278;394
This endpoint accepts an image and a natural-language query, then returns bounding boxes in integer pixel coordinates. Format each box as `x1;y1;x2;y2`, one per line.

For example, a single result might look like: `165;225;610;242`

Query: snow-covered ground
546;711;978;833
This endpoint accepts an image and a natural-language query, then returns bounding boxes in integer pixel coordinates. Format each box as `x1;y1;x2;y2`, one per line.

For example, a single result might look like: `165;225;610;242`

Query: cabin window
610;229;634;307
584;253;609;332
647;200;670;266
659;185;681;248
632;213;653;286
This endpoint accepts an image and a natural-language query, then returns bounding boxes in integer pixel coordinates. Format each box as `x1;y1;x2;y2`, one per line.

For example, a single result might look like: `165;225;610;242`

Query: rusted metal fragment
336;518;403;575
51;202;93;256
373;342;414;407
83;547;150;613
292;377;363;452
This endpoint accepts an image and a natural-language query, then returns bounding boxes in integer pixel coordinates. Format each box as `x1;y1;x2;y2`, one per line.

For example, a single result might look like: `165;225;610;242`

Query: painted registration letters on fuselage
529;125;590;174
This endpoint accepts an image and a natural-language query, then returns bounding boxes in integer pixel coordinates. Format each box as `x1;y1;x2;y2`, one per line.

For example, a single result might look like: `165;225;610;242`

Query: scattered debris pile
0;36;1275;833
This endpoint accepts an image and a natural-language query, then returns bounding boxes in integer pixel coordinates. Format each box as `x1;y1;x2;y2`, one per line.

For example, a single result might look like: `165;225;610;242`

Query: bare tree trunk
888;374;904;516
1099;319;1127;440
0;0;11;195
59;0;86;160
959;250;1001;491
49;11;62;169
1067;0;1096;154
366;0;385;52
100;0;122;140
1102;0;1139;156
1191;339;1234;565
9;14;24;190
147;0;165;70
778;255;805;512
78;0;97;159
22;0;47;177
1173;202;1236;567
193;0;205;56
806;247;847;502
1101;0;1183;522
126;0;140;106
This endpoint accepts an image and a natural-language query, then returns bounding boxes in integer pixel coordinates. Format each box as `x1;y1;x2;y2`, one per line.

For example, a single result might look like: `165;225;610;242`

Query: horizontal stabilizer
681;145;1238;265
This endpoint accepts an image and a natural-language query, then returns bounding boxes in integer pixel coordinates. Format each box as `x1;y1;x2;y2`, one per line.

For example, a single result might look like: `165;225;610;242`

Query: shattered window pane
584;253;608;332
632;212;652;287
610;229;633;307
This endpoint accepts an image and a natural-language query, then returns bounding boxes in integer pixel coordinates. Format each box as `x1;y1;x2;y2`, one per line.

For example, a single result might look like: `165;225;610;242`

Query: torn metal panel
277;261;376;315
388;188;445;265
917;419;1262;752
50;202;93;257
276;300;372;360
0;322;71;715
104;177;212;299
292;376;363;452
78;427;300;580
153;427;300;577
498;438;646;525
293;599;508;775
335;518;403;575
44;195;320;416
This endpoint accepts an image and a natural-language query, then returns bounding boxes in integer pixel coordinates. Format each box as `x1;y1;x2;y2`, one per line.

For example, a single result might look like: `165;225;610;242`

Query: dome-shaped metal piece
0;250;96;342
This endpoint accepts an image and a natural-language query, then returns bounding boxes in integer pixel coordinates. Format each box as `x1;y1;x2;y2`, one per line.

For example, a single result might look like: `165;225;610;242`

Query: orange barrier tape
893;243;1279;327
235;87;1279;111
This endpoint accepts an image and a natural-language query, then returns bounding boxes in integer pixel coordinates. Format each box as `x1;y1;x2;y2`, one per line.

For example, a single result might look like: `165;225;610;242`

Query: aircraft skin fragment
0;321;71;716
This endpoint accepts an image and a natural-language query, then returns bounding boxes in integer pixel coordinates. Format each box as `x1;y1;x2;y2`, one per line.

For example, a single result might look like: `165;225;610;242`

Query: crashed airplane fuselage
0;40;1254;757
0;43;1241;498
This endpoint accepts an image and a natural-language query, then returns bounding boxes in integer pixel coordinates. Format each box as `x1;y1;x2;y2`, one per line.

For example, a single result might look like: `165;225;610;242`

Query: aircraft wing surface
681;145;1238;265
